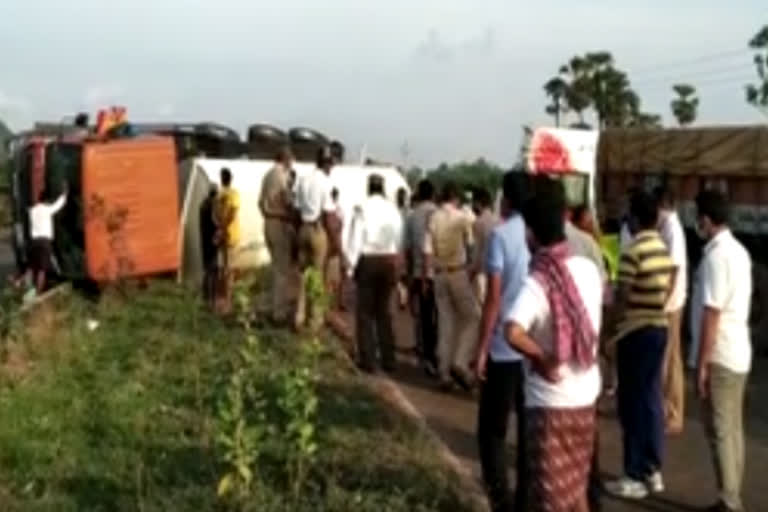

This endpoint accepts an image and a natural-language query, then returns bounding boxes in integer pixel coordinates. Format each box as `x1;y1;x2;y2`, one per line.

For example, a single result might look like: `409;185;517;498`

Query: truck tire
289;127;329;162
288;127;328;145
248;124;287;144
247;124;288;159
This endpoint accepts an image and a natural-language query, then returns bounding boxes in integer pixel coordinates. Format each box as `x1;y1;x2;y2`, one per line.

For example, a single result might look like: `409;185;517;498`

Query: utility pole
400;140;410;171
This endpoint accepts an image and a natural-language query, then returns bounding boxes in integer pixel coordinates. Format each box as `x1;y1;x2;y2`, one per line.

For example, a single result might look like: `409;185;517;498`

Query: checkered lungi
526;406;596;512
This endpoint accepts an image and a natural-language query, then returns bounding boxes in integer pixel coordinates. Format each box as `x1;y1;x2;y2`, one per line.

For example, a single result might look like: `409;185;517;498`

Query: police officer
259;147;298;325
423;182;480;391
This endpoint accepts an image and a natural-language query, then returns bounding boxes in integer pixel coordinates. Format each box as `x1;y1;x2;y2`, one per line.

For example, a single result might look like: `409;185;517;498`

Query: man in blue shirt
473;171;531;512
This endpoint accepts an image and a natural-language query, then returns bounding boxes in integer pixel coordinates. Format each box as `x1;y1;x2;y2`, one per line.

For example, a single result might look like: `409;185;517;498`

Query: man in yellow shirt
213;168;240;313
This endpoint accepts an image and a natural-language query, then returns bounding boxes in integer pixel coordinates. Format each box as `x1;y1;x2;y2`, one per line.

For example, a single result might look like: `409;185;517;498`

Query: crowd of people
226;144;752;512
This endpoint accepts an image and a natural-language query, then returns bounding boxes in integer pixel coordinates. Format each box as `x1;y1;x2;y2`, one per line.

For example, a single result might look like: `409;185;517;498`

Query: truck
5;113;408;287
7;134;181;282
525;124;768;349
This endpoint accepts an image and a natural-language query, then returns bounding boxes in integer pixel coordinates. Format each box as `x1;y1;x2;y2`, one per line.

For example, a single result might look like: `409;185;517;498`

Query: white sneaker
604;477;649;499
646;471;665;494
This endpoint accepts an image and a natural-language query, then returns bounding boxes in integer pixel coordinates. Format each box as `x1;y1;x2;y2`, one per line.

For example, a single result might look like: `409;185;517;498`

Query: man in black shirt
200;185;218;306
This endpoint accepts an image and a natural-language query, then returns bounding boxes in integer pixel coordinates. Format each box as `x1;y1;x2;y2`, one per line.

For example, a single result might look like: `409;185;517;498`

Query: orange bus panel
81;137;179;281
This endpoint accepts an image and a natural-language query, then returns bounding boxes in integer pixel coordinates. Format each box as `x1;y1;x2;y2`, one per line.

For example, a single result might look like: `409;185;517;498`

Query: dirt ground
330;293;768;512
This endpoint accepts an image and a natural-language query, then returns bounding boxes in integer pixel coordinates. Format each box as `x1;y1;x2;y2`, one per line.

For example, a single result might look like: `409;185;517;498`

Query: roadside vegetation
0;277;475;511
0;159;11;227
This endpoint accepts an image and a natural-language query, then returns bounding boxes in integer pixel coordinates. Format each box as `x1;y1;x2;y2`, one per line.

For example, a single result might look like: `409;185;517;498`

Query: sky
0;0;766;167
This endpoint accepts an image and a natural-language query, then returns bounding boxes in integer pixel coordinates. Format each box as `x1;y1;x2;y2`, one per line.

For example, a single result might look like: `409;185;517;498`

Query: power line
632;64;756;87
633;62;753;82
628;48;751;75
636;74;757;92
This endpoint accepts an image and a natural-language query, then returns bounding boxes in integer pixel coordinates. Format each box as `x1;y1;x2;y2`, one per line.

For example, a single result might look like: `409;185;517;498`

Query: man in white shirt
654;186;688;435
27;186;68;293
293;147;339;331
505;177;603;512
395;187;411;308
619;219;633;253
345;174;404;373
691;189;752;512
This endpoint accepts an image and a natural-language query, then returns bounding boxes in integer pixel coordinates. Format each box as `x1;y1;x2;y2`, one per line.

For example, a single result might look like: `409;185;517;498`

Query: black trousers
355;255;397;371
411;277;438;368
477;360;527;512
617;326;667;480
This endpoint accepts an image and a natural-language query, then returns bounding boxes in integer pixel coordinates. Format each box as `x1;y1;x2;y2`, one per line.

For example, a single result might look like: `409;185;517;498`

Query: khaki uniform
259;163;298;323
424;204;480;382
663;308;684;431
293;169;335;331
295;222;329;330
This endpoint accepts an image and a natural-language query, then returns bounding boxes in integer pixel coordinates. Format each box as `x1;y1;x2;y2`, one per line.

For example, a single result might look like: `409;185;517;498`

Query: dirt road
332;303;768;512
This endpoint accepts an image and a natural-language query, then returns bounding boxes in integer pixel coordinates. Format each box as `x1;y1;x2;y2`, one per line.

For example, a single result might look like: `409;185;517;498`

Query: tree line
403;158;506;195
543;24;768;128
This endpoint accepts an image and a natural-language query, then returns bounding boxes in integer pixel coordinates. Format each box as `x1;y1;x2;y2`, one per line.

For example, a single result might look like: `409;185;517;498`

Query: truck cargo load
596;125;768;236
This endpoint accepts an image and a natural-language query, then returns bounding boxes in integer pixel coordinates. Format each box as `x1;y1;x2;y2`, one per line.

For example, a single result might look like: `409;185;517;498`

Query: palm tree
543;77;569;127
746;25;768;117
572;52;639;128
547;51;645;129
593;66;638;128
670;84;699;126
560;56;592;123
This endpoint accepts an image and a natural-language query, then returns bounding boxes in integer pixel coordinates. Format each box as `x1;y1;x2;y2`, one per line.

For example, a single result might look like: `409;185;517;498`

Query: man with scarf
505;177;603;512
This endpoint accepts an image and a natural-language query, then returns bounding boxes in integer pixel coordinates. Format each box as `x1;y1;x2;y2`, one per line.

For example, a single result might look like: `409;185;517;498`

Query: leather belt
264;213;292;223
434;264;466;274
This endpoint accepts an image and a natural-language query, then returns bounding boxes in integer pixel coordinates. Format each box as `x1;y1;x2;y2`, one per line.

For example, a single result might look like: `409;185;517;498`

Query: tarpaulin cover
598;125;768;177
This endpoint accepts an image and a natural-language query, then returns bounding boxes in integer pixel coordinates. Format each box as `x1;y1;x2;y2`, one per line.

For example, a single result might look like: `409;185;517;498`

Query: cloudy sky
0;0;765;166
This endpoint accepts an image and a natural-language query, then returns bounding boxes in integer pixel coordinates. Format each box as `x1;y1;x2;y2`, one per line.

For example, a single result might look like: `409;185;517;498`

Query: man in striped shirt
605;189;675;501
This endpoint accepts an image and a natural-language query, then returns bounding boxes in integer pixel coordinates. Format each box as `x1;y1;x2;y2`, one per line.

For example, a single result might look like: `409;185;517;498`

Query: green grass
0;282;475;511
